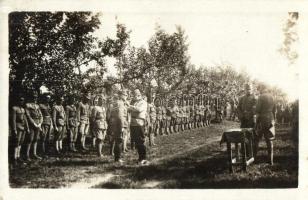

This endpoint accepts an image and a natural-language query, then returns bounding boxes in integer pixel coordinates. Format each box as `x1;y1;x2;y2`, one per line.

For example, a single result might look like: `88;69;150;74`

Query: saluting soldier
39;93;53;158
52;95;66;154
66;95;78;152
11;95;29;165
91;95;108;157
25;91;43;161
255;83;276;165
77;93;91;151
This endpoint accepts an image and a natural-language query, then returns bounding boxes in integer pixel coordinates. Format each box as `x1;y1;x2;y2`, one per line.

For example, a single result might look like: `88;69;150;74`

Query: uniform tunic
237;94;257;128
256;92;276;140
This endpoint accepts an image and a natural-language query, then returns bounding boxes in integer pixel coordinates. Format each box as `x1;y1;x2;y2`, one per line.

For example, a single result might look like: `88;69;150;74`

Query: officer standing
237;84;257;128
255;83;276;165
129;89;149;165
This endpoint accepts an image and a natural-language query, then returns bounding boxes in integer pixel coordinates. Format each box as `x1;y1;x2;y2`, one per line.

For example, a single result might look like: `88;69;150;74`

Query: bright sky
93;11;299;101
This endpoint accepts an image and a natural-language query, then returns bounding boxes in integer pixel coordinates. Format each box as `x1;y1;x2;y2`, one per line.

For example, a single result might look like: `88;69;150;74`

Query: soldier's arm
76;103;81;122
25;104;36;126
38;107;43;125
65;106;70;129
52;106;58;130
91;107;97;123
24;112;29;132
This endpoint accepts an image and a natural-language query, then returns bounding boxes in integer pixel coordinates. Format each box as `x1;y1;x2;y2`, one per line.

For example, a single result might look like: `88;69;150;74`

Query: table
220;128;254;173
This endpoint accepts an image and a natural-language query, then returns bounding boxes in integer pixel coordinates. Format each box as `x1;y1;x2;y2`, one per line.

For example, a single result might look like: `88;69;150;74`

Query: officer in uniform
66;95;78;152
77;93;91;151
39;93;53;158
129;89;149;165
11;95;29;165
52;95;66;154
255;83;276;165
237;84;257;128
91;95;108;157
25;92;43;161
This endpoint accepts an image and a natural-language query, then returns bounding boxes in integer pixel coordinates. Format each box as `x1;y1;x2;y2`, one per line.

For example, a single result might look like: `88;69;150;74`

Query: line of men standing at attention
10;87;226;167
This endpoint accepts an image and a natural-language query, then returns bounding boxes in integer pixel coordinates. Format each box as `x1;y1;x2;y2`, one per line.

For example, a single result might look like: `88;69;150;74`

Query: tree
9;12;118;99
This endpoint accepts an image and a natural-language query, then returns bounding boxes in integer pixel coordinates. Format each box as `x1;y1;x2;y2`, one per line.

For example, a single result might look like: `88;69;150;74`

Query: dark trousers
114;138;122;161
130;126;147;161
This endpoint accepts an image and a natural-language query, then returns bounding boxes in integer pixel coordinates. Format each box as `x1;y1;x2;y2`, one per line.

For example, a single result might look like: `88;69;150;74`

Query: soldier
183;96;189;130
189;97;194;129
25;92;43;161
255;84;276;165
237;84;257;129
52;95;66;154
111;90;129;162
161;99;167;135
11;95;29;165
129;89;149;165
204;99;211;126
39;93;53;158
166;99;172;134
66;95;78;152
77;93;91;151
147;95;157;146
154;97;162;136
170;97;179;133
177;96;184;132
91;95;108;157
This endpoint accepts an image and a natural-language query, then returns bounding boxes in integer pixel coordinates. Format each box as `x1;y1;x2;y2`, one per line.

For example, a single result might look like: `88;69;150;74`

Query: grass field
9;121;298;188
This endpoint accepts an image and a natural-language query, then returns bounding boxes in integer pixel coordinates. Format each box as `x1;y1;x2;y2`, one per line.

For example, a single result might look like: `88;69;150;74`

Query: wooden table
220;128;254;173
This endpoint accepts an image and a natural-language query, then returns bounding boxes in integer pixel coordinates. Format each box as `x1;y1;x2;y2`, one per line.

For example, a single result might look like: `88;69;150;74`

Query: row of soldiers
9;88;223;166
146;94;217;145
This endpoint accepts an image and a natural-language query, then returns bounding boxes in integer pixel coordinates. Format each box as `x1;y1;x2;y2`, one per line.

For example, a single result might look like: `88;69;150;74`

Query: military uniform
12;105;29;163
112;98;129;161
52;104;66;141
26;103;43;143
161;106;167;135
165;104;172;134
255;90;276;165
77;100;90;150
237;94;256;128
147;102;156;146
66;104;78;151
39;103;53;155
170;103;179;133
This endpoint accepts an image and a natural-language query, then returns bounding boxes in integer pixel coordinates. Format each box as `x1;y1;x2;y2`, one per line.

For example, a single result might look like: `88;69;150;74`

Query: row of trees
9;12;289;105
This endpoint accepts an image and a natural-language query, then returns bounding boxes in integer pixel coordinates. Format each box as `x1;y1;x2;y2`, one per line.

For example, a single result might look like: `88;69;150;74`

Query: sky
93;11;299;101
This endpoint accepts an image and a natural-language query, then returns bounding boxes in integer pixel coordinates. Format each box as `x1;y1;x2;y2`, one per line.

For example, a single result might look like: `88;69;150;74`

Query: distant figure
255;84;276;165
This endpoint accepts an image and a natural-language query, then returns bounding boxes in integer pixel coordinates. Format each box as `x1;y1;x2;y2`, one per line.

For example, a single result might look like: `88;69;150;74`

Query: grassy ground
9;121;298;188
